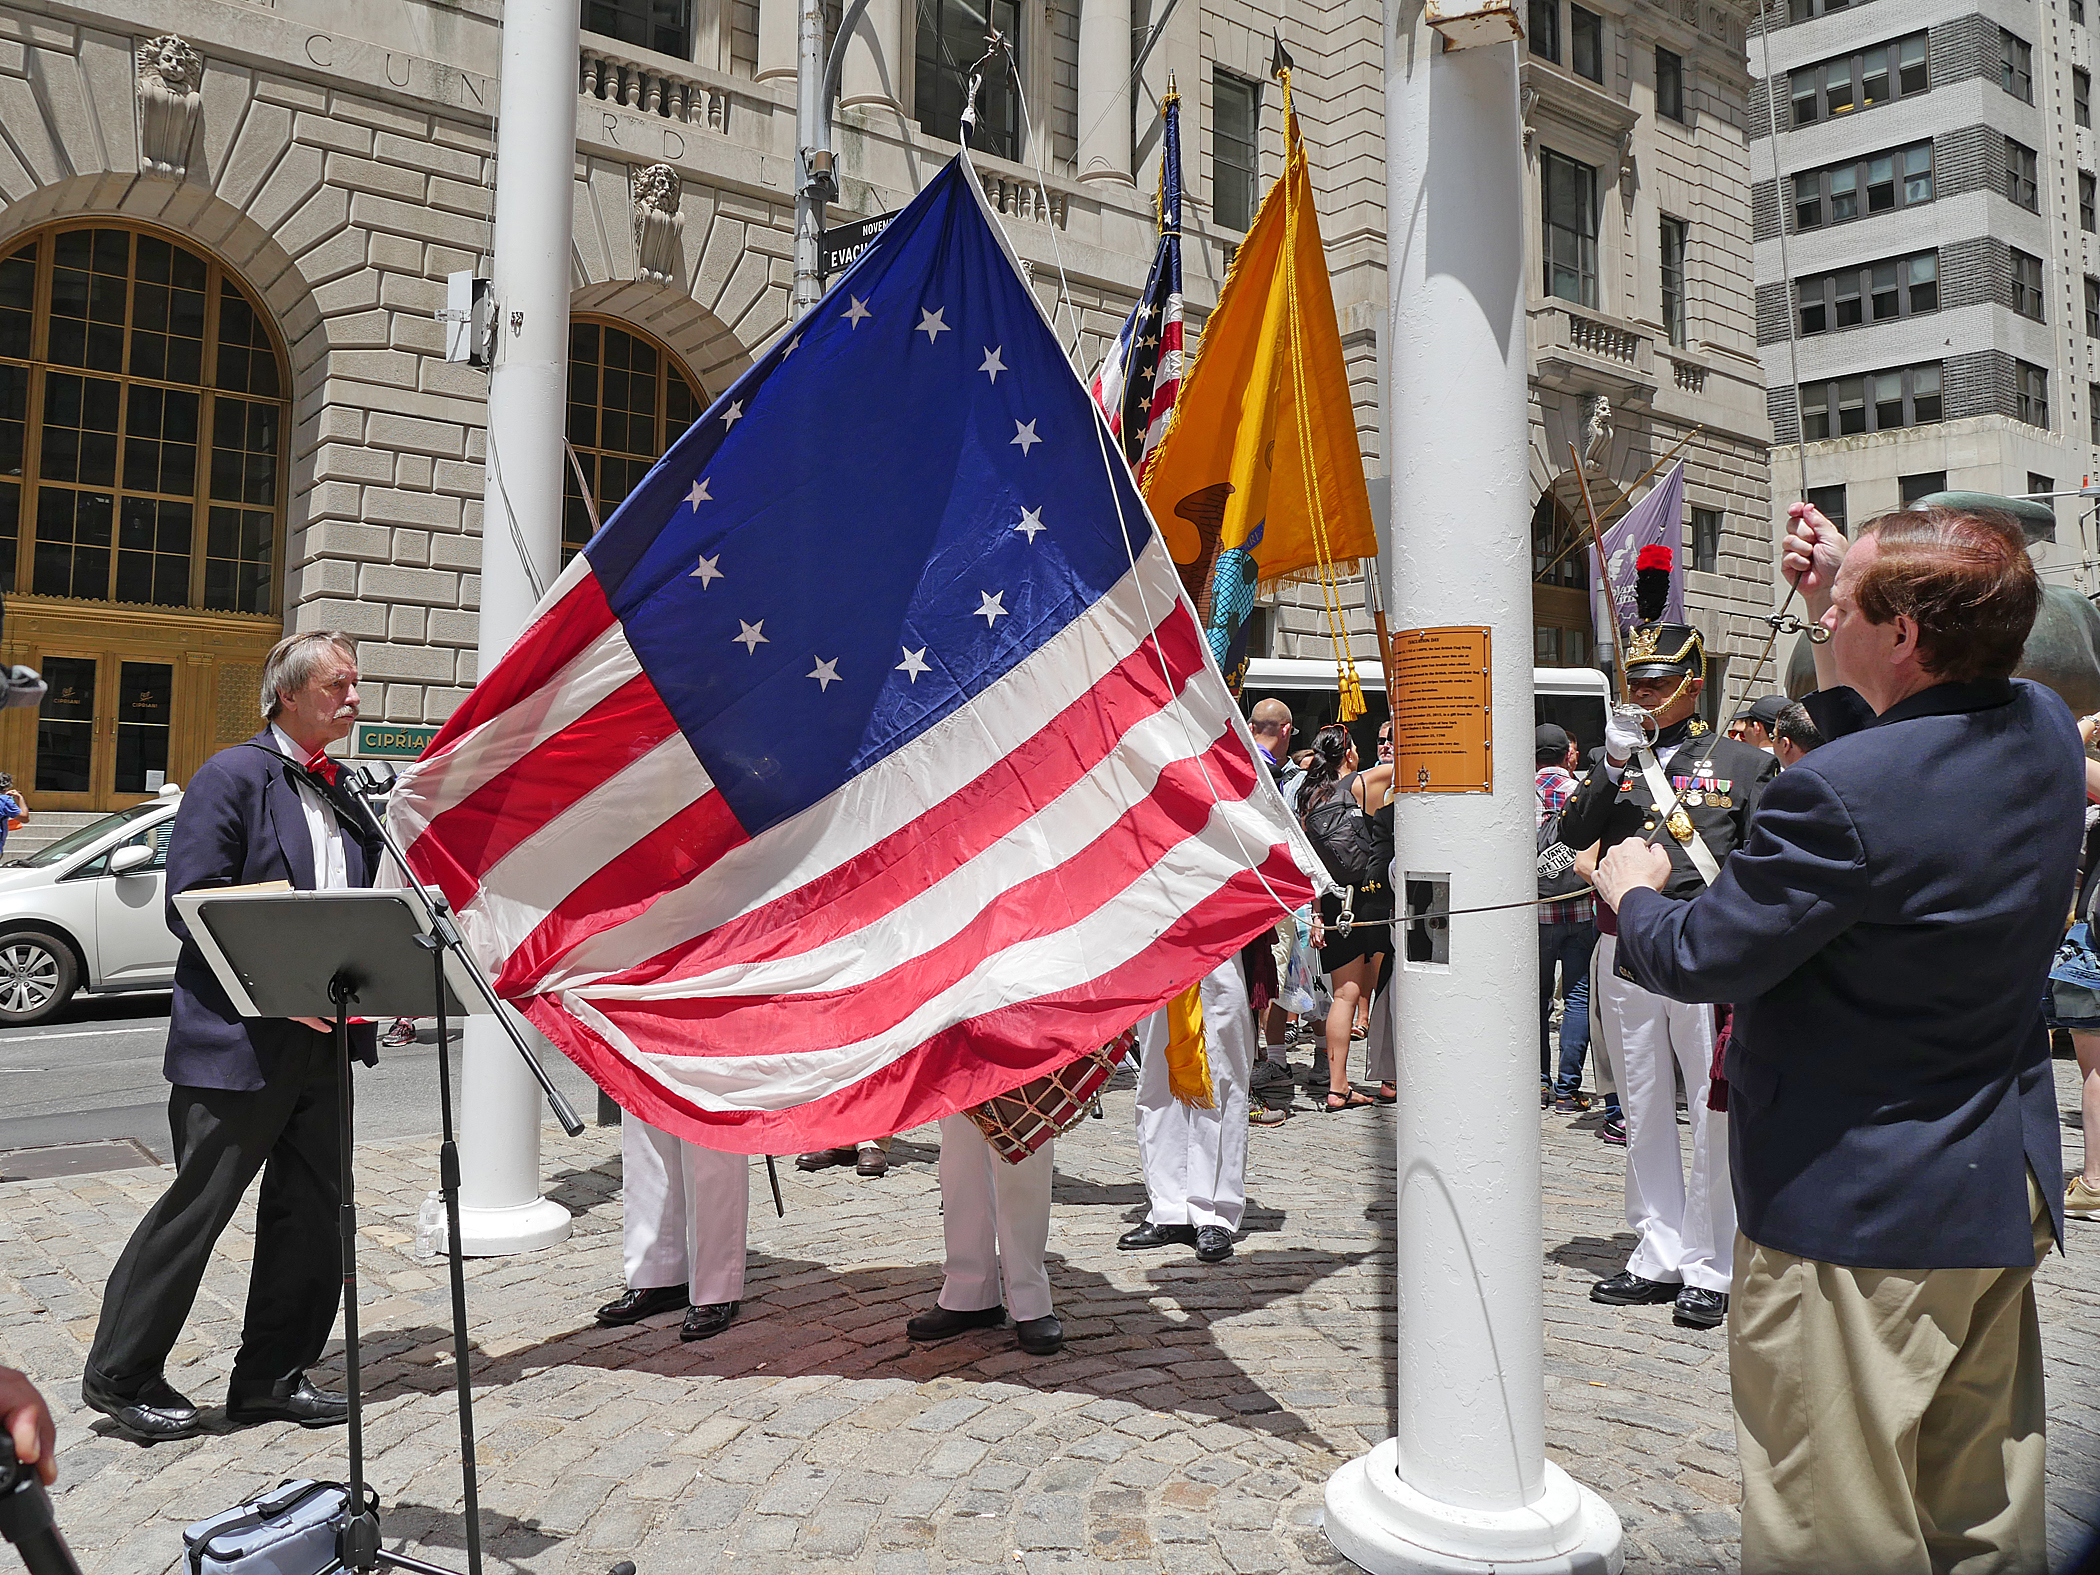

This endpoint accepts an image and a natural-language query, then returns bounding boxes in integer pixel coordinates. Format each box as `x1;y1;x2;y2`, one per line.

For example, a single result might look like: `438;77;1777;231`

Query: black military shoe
1673;1287;1729;1329
1117;1221;1198;1251
226;1373;348;1428
1014;1315;1064;1356
680;1302;741;1342
1194;1226;1235;1263
81;1372;201;1442
595;1284;690;1326
906;1303;1005;1341
1589;1270;1683;1306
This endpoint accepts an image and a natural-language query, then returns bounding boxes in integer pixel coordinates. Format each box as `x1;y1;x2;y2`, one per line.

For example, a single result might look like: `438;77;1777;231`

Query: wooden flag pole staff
1535;425;1703;582
1569;441;1630;706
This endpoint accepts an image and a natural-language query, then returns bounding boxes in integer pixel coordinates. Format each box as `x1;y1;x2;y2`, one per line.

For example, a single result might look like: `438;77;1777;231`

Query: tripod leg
432;947;484;1575
333;981;380;1571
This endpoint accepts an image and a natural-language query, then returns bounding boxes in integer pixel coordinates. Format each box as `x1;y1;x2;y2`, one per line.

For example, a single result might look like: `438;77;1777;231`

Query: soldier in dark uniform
1557;547;1779;1330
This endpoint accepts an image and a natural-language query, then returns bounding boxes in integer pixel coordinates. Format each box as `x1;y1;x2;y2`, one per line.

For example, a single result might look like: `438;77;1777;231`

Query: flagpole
1570;442;1631;707
452;0;578;1256
1323;14;1621;1572
1534;425;1702;581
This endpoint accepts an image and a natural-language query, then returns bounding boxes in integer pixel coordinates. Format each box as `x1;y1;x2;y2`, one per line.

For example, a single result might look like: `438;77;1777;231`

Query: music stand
176;888;497;1575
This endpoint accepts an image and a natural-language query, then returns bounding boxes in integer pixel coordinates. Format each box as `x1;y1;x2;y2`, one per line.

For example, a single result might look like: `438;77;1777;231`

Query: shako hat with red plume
1622;542;1702;680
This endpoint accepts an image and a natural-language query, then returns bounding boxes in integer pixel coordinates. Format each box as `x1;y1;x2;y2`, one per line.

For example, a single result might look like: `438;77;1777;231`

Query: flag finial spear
1270;32;1293;81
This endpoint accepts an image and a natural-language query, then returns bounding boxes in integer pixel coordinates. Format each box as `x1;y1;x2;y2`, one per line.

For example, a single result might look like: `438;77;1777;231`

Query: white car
0;797;182;1024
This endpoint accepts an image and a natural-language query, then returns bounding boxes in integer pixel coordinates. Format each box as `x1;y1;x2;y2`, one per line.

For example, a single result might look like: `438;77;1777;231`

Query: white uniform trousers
621;1117;750;1306
1593;932;1734;1293
1134;957;1252;1231
936;1113;1054;1321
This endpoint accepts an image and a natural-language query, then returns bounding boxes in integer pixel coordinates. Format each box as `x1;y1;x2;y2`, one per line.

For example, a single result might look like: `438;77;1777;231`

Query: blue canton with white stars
581;158;1158;838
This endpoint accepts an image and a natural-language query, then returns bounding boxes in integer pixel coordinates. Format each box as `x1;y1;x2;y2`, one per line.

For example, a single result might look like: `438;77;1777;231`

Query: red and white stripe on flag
387;535;1313;1155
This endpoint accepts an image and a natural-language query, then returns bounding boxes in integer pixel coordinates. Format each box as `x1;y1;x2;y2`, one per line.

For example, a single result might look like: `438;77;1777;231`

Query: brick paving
1;1057;2094;1575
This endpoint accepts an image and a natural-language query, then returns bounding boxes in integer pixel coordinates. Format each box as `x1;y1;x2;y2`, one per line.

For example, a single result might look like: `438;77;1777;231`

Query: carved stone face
138;36;200;93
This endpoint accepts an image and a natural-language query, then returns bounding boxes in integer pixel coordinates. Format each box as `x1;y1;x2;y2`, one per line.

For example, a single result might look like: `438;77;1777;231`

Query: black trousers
86;1032;344;1392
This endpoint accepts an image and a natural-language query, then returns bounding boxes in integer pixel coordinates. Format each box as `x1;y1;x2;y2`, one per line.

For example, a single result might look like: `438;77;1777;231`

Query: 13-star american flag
1087;90;1183;478
387;153;1314;1154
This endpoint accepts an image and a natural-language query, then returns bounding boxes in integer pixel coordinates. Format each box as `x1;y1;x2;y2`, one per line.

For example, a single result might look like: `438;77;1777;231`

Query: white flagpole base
455;1196;573;1257
1324;1444;1624;1575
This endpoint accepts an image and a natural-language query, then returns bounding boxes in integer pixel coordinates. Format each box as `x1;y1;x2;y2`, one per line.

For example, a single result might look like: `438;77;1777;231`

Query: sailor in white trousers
905;1113;1064;1356
594;1116;750;1342
1591;932;1734;1303
1122;956;1252;1264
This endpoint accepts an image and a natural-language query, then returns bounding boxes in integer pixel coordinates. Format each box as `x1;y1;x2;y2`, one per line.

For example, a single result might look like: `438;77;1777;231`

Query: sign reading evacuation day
1391;626;1491;793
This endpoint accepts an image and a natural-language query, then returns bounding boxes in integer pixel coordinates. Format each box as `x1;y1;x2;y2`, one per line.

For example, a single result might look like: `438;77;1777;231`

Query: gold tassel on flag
1163;980;1216;1108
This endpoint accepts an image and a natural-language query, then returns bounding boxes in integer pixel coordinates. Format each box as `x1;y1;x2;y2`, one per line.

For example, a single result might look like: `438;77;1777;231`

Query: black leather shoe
680;1301;741;1342
1194;1226;1235;1264
906;1303;1006;1341
1673;1287;1729;1329
1589;1270;1683;1306
226;1374;348;1428
595;1284;690;1326
81;1372;201;1442
1117;1221;1198;1251
1014;1315;1064;1355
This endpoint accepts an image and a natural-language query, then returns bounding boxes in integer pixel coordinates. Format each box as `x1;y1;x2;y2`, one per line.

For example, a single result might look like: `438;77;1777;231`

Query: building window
0;223;287;620
1569;5;1603;83
2087;278;2100;338
2011;250;2045;321
580;0;693;59
2083;173;2096;232
1796;251;1938;334
1656;47;1684;122
2091;383;2100;445
1690;506;1721;573
1543;151;1599;309
916;0;1022;159
2079;69;2092;128
2075;0;2088;23
1899;471;1945;504
1212;71;1261;233
2016;361;2049;428
2006;138;2039;211
1528;0;1559;63
1792;142;1932;231
1789;34;1928;125
563;319;702;561
1789;0;1855;17
1660;216;1687;345
1798;363;1943;440
2028;472;2054;499
2000;29;2033;103
1805;485;1848;531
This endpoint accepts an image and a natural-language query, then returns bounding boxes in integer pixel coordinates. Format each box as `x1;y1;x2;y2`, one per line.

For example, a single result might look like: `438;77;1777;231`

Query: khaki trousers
1731;1177;2054;1575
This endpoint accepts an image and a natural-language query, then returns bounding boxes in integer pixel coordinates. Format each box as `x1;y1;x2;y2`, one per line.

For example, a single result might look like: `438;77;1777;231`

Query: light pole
1322;11;1622;1572
453;0;579;1256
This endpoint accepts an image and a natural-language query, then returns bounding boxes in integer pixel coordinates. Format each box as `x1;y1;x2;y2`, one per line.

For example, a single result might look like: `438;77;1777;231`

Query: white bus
1238;658;1612;766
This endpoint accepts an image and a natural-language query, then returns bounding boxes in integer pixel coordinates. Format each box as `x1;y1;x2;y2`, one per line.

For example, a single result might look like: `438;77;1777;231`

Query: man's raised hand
1782;501;1845;614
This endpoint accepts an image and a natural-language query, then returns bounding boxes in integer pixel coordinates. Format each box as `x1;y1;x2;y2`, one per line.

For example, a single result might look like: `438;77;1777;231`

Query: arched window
0;223;286;614
563;318;702;560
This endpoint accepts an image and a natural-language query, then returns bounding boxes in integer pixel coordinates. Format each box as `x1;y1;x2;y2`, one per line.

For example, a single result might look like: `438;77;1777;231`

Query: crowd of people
1;496;2094;1575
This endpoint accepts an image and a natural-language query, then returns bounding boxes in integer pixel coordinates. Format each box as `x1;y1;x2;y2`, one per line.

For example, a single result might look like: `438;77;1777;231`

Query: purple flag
1589;459;1686;639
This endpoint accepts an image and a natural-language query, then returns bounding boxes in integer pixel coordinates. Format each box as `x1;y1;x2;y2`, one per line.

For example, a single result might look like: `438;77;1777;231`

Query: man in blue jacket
1597;502;2073;1575
82;631;377;1442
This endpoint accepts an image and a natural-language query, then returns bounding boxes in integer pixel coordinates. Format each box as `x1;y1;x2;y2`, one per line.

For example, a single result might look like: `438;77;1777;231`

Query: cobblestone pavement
2;1058;2095;1575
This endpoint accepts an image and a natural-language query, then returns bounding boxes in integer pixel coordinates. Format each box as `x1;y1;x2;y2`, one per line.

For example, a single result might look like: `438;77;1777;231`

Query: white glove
1603;710;1646;765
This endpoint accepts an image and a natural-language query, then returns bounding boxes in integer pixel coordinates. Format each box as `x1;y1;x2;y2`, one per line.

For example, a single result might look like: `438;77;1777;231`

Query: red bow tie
303;749;340;787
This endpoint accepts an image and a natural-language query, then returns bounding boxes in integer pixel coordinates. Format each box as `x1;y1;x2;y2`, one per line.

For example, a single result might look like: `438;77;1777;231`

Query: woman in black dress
1296;725;1394;1111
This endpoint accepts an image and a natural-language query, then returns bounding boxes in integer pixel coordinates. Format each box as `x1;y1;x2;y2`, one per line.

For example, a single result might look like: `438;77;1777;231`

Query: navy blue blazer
162;731;379;1090
1614;678;2077;1268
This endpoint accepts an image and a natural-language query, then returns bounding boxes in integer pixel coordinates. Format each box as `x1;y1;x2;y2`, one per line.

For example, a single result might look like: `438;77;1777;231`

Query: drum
965;1029;1135;1165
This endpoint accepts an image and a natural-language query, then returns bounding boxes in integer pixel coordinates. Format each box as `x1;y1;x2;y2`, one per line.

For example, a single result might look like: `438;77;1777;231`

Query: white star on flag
842;297;872;327
721;400;743;429
808;656;842;691
734;619;767;653
917;308;949;343
687;478;712;509
979;346;1006;382
896;647;930;681
1011;419;1040;456
975;591;1007;628
691;553;723;587
1015;507;1045;542
784;335;801;357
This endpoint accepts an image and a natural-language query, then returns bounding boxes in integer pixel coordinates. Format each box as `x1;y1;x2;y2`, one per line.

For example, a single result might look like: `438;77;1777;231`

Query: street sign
819;211;900;281
355;722;439;759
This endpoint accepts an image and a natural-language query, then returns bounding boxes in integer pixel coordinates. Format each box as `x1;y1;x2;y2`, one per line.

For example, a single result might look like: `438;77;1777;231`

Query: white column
1076;0;1133;185
756;0;796;82
1322;17;1622;1574
455;0;577;1258
839;0;903;113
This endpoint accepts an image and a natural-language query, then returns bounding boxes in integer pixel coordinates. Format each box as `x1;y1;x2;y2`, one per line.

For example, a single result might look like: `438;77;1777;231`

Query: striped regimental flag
1087;90;1184;481
386;154;1315;1155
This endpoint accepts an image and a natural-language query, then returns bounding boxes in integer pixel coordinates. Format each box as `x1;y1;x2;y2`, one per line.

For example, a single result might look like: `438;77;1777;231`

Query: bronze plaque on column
1391;625;1491;793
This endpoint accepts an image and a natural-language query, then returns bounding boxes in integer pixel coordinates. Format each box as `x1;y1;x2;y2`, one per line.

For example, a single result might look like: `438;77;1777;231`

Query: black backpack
1300;782;1383;889
1536;802;1588;899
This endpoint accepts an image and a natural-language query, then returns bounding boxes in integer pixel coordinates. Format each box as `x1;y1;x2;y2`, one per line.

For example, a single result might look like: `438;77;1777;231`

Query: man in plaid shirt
1537;725;1614;1127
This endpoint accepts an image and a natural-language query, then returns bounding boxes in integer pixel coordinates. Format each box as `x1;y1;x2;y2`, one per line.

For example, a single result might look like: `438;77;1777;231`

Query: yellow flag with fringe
1138;71;1377;706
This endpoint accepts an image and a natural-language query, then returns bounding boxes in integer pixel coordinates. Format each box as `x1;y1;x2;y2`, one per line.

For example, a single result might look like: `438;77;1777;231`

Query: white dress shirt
270;724;348;890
